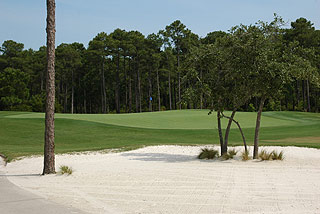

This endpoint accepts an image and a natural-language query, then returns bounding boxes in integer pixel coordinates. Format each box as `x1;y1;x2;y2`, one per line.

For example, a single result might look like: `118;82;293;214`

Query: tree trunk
137;63;142;113
124;56;128;113
253;96;266;159
43;0;56;175
128;60;132;113
177;52;181;110
200;69;203;110
64;84;67;113
222;109;236;154
84;89;87;113
217;111;224;155
306;80;311;112
71;70;74;114
135;68;139;113
148;69;152;112
115;51;120;114
221;111;247;152
156;68;161;111
101;56;107;114
302;80;306;111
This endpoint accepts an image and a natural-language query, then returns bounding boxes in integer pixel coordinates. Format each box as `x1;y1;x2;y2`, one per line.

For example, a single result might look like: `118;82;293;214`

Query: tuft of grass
259;150;273;161
198;148;219;159
59;165;73;175
259;150;284;161
241;150;251;161
271;150;284;160
222;149;238;160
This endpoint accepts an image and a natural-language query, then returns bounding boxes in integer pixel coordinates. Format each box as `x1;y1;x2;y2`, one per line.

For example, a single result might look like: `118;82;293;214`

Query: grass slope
1;110;320;161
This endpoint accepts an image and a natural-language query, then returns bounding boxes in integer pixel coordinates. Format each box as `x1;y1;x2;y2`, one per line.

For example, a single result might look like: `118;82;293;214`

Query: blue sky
1;0;319;50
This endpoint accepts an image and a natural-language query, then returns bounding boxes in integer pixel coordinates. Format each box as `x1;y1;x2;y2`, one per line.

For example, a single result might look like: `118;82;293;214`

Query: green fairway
1;110;320;161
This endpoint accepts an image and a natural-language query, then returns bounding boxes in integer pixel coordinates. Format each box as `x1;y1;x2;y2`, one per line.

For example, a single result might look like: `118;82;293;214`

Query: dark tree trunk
200;70;203;109
222;109;236;154
101;57;107;114
217;111;224;155
148;69;152;112
137;61;142;113
128;60;132;113
156;68;161;111
115;51;120;114
124;56;128;113
306;80;311;112
302;80;306;111
43;0;56;175
71;70;74;114
221;111;247;152
84;89;87;114
177;52;181;110
64;84;67;113
253;96;266;159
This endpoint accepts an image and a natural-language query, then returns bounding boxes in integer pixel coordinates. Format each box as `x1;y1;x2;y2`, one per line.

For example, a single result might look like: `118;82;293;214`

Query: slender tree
43;0;56;175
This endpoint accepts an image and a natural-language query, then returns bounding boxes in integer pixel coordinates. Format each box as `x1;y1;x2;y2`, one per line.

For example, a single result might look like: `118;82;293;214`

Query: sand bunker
4;146;320;213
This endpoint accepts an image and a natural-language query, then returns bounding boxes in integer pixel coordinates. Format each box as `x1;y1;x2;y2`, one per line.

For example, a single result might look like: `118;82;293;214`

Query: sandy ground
4;146;320;214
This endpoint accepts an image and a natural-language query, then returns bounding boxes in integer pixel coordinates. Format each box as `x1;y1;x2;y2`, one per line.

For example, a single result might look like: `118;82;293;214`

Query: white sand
4;146;320;214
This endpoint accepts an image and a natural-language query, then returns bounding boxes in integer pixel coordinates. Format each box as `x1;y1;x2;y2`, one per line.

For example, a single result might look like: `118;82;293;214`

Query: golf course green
1;110;320;161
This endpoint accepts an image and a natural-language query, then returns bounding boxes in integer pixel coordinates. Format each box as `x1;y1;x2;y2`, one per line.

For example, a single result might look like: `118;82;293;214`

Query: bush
59;165;73;175
241;150;251;161
198;148;219;159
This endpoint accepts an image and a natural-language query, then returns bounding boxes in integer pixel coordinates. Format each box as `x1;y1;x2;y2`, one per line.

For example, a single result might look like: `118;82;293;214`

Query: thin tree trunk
221;111;247;152
71;70;74;114
306;80;311;112
137;63;142;113
156;68;161;111
101;56;107;114
302;80;306;111
222;109;236;154
43;0;56;175
128;60;132;113
124;56;128;113
115;51;120;114
169;70;172;110
84;89;87;114
253;96;266;159
217;111;224;155
148;69;152;112
200;69;203;110
64;84;67;113
135;66;139;112
177;52;181;110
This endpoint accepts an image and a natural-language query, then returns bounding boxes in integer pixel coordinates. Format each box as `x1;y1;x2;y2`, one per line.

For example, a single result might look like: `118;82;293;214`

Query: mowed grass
1;110;320;161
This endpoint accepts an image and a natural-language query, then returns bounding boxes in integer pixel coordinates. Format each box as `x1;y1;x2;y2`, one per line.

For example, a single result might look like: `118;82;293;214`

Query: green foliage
198;148;219;159
59;165;73;175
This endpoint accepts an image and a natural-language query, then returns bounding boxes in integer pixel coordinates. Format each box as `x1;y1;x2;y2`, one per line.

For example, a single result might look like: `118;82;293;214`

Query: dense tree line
1;17;319;114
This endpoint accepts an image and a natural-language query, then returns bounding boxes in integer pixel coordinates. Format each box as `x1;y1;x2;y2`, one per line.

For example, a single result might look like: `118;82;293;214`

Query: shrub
59;165;73;175
241;150;251;161
198;148;219;159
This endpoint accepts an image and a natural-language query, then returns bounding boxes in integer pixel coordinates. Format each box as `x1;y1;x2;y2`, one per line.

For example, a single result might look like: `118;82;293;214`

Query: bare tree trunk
137;64;142;113
115;51;120;114
217;111;224;155
222;109;236;154
128;60;132;113
306;80;311;112
101;56;107;114
148;69;152;112
156;68;161;111
84;89;87;113
43;0;56;175
200;69;203;110
221;112;247;152
64;84;67;113
71;70;74;114
168;70;172;110
135;69;138;113
302;80;306;111
253;96;266;159
124;56;128;113
177;52;181;110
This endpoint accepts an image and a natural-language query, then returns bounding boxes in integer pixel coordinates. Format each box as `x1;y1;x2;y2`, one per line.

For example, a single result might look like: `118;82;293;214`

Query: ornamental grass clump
198;148;219;159
271;150;284;160
59;165;73;175
222;149;238;160
241;150;251;161
259;150;284;161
